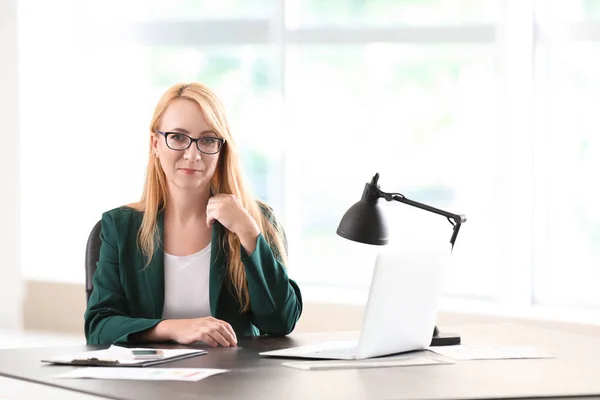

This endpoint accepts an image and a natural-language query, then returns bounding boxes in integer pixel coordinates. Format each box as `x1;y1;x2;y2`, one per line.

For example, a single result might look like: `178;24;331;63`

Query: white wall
0;0;23;330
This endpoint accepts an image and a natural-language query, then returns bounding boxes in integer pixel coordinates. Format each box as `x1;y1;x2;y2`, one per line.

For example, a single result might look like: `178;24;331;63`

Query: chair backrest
85;220;102;303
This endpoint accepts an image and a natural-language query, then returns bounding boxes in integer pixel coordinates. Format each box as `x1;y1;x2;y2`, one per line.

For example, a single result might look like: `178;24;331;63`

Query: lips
178;168;201;174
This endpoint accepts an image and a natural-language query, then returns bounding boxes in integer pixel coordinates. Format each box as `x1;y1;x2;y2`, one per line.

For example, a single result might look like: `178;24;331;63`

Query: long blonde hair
128;82;287;312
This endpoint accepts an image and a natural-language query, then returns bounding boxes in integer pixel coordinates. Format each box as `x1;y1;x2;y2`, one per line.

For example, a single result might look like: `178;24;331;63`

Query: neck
165;184;211;225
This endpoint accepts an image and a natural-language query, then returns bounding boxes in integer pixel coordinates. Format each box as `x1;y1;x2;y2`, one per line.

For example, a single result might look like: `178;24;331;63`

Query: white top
162;243;212;320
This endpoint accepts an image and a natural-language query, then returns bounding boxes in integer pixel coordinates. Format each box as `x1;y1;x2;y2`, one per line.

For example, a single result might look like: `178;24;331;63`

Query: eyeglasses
155;130;226;154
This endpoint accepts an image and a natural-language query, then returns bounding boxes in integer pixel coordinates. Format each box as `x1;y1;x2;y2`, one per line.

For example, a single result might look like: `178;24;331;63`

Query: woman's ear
151;132;160;156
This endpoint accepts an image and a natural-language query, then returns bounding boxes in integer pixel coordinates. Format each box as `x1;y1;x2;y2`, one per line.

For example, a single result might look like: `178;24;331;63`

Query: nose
183;143;201;161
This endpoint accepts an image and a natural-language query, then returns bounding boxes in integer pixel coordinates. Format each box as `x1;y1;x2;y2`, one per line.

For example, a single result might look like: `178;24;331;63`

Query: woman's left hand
207;194;260;253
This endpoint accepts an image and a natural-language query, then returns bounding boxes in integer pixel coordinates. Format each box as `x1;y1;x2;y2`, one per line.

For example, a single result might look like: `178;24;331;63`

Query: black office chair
85;220;102;304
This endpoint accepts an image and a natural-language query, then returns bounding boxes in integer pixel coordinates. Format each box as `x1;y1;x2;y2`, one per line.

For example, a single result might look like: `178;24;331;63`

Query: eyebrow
168;128;218;136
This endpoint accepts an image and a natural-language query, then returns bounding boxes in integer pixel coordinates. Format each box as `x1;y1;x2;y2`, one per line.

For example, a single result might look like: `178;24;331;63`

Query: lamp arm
379;190;467;251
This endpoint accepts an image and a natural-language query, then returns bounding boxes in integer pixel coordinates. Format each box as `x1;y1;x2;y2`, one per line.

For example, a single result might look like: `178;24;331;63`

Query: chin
168;176;209;191
180;181;209;190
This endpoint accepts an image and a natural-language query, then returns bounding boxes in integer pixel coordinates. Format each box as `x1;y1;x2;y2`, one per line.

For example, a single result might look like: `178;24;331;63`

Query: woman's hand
207;194;260;254
156;317;238;347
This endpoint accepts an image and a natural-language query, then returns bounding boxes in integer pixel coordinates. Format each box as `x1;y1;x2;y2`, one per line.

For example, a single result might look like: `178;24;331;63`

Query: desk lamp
336;173;466;346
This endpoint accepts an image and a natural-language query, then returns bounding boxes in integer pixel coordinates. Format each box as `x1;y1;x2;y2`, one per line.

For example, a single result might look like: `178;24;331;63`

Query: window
82;0;275;21
533;0;600;309
288;0;501;27
17;0;600;323
285;44;500;298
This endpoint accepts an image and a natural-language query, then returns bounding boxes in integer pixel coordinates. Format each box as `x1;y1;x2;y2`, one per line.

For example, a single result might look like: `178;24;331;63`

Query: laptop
259;247;447;360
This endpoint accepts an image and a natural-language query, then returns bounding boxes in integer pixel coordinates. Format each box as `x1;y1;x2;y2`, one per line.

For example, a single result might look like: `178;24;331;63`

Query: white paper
42;345;205;365
282;355;453;371
54;367;228;382
259;340;358;357
426;344;555;360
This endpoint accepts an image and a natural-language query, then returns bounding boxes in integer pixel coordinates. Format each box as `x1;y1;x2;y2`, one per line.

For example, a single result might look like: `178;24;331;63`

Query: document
426;344;555;360
42;345;206;367
54;367;228;382
282;354;453;371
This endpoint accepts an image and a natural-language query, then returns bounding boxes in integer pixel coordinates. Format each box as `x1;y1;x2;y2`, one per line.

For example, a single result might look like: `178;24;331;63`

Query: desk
0;323;599;400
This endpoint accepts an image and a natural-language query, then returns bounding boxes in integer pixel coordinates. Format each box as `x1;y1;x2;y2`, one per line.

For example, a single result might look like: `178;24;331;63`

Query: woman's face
152;98;222;192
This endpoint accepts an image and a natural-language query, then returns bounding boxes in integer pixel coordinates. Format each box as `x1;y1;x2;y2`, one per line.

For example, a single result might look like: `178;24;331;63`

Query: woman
84;82;302;346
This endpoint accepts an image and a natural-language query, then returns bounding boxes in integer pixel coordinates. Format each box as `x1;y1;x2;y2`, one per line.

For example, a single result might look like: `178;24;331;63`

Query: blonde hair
127;82;287;312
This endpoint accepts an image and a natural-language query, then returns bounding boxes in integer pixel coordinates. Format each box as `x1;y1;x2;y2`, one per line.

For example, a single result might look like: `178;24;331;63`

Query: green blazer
84;206;303;345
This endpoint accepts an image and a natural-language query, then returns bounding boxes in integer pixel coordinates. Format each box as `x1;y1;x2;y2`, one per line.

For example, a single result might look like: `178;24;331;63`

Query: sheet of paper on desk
426;345;555;360
282;354;453;371
54;367;229;382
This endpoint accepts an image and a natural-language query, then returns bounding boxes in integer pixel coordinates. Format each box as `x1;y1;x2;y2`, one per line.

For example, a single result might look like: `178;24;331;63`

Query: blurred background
1;0;600;346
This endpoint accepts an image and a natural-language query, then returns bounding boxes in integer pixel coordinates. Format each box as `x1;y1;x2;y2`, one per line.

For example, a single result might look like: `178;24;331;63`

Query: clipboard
42;345;207;367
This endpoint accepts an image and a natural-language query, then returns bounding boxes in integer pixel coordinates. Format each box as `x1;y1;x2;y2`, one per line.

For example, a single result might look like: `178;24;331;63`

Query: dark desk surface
1;324;600;400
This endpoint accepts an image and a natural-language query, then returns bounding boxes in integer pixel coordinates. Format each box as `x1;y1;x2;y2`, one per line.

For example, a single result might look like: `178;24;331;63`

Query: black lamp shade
336;200;389;245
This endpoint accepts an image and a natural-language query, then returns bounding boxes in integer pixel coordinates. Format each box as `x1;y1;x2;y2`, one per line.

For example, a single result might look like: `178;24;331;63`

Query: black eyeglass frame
155;130;226;154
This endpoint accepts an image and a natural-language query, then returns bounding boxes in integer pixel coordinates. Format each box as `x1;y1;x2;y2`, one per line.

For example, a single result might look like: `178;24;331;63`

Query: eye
170;134;187;142
199;137;219;145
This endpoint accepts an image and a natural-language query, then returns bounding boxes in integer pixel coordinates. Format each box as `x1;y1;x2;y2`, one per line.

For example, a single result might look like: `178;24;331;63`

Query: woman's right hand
156;317;238;347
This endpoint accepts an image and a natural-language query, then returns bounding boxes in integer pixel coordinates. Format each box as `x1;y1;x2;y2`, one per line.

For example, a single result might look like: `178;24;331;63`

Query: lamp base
430;325;461;346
